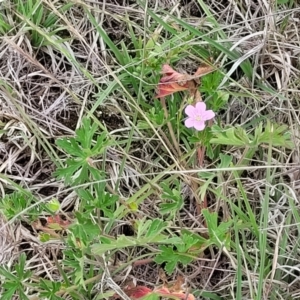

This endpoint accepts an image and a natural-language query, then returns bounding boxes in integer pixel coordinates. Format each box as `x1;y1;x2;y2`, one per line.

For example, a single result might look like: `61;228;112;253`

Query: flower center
195;115;202;121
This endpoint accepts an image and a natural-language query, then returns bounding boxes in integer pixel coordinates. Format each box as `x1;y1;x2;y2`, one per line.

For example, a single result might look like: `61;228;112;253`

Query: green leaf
71;214;101;246
46;198;60;213
55;118;112;186
146;219;168;237
256;120;293;148
143;293;160;300
134;218;168;240
1;286;17;300
194;290;223;300
202;209;232;248
211;121;294;149
74;255;85;288
15;253;31;279
0;253;32;299
159;201;183;215
76;118;95;149
219;154;233;168
39;279;61;296
176;233;199;252
0;191;39;220
0;267;17;281
56;138;85;157
154;245;193;275
40;233;51;242
180;229;208;249
211;125;247;146
159;180;184;217
154;231;203;274
91;235;137;255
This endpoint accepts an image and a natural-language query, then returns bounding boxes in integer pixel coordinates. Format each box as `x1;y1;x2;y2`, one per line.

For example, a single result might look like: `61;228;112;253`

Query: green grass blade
138;1;253;78
85;9;125;65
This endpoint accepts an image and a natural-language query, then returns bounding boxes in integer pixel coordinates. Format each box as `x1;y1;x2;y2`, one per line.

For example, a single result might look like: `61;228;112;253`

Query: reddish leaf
153;275;195;300
194;65;215;77
124;285;152;299
32;219;61;238
156;64;190;98
156;64;215;98
155;287;195;300
113;277;195;300
47;215;70;228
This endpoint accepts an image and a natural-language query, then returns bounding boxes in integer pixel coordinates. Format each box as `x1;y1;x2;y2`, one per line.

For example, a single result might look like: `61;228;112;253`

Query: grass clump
0;0;300;299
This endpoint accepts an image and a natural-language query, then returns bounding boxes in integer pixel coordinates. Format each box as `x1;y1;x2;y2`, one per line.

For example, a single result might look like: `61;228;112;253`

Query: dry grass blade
0;0;300;299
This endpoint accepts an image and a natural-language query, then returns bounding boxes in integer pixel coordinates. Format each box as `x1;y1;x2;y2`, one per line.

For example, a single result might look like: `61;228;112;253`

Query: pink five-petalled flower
184;102;215;131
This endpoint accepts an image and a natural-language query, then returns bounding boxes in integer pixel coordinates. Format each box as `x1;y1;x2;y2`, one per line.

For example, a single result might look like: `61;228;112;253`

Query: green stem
256;135;273;299
161;97;181;157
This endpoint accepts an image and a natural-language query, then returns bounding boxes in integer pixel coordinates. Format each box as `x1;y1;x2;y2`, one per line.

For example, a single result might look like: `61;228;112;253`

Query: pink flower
184;102;215;131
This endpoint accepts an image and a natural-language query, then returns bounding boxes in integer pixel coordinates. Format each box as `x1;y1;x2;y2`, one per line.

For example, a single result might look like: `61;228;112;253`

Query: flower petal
195;101;206;113
202;110;215;120
193;121;206;131
184;117;195;128
184;105;196;117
